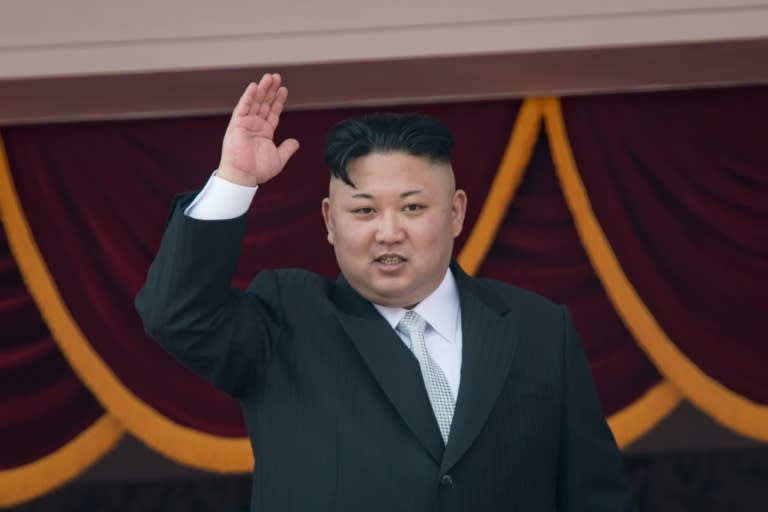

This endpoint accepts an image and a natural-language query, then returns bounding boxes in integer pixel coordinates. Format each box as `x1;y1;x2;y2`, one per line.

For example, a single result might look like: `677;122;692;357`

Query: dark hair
323;112;453;186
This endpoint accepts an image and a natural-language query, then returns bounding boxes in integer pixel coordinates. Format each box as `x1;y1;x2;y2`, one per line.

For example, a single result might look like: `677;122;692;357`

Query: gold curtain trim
457;98;679;447
0;415;123;507
458;99;542;274
542;97;768;442
607;381;680;448
0;135;253;472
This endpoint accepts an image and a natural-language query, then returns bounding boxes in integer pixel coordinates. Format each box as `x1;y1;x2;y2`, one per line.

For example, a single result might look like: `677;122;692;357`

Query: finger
269;73;282;96
262;75;282;109
266;86;289;126
257;72;272;90
257;73;283;118
265;88;288;129
233;82;258;117
269;73;283;99
263;87;278;108
277;138;300;167
258;96;272;119
253;73;273;106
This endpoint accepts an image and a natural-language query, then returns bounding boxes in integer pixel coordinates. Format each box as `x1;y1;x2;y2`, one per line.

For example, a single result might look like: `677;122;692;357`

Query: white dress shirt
373;272;463;401
186;172;463;399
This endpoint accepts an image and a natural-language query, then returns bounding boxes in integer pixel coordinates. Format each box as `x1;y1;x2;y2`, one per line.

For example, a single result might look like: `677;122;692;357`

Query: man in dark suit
136;73;637;511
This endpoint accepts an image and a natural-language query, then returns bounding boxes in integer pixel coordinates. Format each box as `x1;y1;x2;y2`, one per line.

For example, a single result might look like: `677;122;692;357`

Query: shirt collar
373;269;460;344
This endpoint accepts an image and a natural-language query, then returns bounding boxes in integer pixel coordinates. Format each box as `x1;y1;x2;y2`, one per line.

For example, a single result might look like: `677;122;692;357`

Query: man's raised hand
217;73;300;187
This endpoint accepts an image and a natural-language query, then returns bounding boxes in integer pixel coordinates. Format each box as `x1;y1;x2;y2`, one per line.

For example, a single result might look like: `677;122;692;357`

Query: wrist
215;165;261;187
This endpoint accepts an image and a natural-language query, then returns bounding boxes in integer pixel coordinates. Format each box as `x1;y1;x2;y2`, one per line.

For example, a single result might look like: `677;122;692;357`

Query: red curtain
479;134;662;416
0;225;105;468
2;86;766;505
561;87;768;405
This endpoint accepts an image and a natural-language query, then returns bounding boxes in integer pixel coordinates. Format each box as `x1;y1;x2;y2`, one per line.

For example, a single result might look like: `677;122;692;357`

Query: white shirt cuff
185;172;258;220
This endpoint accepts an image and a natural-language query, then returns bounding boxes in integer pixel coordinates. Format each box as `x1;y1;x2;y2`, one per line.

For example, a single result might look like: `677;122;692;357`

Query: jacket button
440;474;454;487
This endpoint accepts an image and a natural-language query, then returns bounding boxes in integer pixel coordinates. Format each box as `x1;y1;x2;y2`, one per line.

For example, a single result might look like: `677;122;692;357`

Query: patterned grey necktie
398;310;455;444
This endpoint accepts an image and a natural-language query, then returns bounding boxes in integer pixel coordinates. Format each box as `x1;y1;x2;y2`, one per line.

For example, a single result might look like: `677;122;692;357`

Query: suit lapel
441;262;520;473
332;276;445;464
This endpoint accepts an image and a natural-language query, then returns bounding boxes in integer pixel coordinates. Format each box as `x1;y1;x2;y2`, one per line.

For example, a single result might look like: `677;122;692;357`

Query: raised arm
135;75;298;397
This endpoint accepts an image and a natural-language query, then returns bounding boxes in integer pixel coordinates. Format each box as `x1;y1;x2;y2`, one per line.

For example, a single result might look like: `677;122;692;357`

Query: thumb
277;138;300;167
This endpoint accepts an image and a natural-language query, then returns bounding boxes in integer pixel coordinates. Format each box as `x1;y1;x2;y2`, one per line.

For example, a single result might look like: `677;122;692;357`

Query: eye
403;203;425;213
352;207;375;216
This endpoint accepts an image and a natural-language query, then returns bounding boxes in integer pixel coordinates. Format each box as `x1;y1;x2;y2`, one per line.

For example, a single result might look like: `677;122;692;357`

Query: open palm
218;73;300;186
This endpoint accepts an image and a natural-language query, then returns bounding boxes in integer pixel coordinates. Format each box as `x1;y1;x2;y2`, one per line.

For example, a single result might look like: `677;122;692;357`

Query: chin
369;289;414;308
379;288;427;308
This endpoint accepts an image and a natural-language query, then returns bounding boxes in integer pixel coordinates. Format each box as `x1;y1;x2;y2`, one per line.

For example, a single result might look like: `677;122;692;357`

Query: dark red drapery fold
478;134;663;416
0;224;105;469
561;87;768;405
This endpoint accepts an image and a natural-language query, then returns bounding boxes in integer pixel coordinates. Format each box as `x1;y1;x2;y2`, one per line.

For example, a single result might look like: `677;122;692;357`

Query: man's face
321;151;466;308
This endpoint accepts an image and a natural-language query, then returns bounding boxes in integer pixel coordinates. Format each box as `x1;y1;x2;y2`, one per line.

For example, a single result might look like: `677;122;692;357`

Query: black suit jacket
136;194;637;511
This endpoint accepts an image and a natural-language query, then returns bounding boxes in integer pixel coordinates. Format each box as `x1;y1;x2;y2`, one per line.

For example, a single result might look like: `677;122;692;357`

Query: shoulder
465;275;567;326
465;277;577;364
249;268;332;291
472;276;561;310
248;267;334;299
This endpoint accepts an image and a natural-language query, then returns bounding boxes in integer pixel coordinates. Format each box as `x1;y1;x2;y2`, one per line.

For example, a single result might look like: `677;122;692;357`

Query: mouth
375;254;407;266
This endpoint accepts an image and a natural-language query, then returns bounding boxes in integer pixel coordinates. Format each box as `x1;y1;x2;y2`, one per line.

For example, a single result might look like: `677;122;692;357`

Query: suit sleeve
135;192;282;398
556;307;638;512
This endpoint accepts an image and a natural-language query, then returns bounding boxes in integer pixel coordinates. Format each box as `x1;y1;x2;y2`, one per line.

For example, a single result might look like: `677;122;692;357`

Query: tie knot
398;310;427;338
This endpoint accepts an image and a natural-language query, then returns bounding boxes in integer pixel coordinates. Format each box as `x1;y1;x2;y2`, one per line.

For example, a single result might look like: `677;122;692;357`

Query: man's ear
451;189;467;238
321;197;334;245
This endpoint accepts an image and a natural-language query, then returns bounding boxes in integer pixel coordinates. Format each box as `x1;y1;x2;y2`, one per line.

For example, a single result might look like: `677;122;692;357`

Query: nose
375;211;405;244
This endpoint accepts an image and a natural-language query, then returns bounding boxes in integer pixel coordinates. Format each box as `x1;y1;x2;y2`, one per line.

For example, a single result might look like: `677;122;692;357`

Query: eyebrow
351;190;423;199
